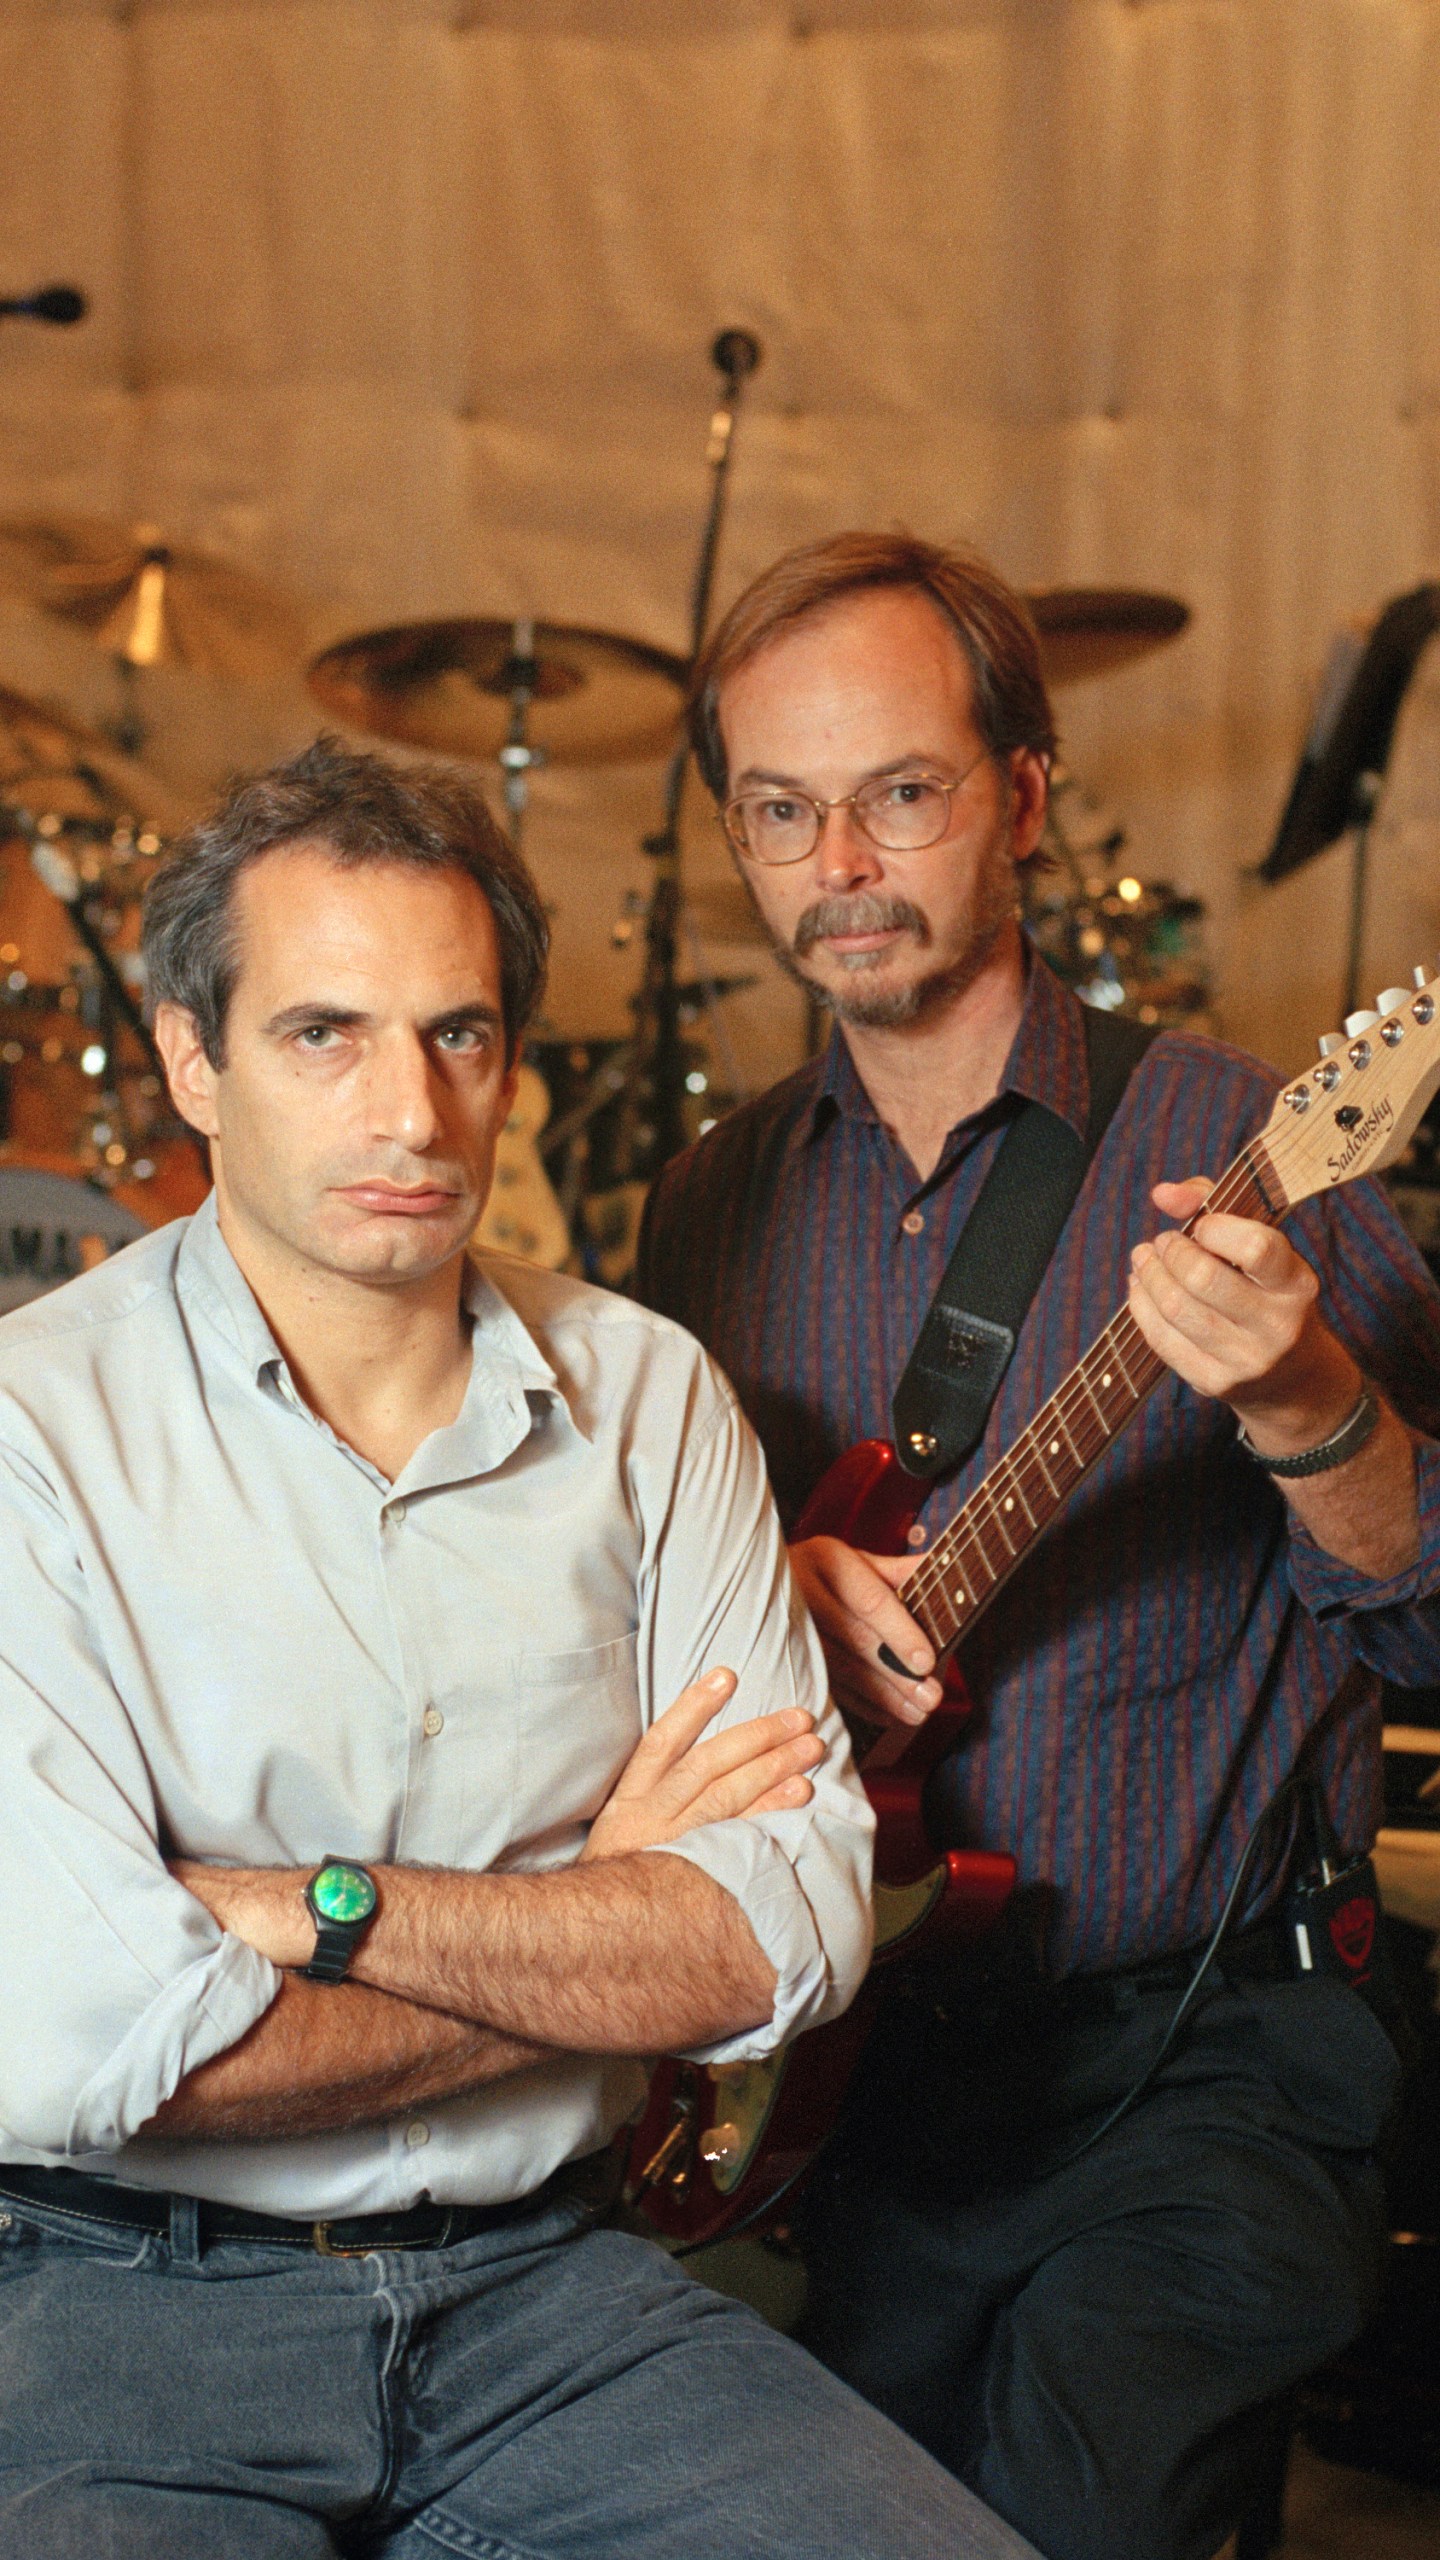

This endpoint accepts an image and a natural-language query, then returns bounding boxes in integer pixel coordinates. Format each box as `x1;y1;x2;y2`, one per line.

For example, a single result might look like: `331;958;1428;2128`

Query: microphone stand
622;329;761;1177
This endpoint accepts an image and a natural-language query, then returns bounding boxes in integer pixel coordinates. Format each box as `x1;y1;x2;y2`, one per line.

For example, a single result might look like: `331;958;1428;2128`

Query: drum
0;1165;148;1315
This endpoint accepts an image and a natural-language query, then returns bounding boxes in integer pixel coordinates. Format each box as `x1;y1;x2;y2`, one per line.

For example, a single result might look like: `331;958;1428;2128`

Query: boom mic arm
0;285;87;326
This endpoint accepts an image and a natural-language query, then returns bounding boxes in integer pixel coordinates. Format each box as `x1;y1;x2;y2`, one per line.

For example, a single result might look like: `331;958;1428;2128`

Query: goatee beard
763;866;1019;1029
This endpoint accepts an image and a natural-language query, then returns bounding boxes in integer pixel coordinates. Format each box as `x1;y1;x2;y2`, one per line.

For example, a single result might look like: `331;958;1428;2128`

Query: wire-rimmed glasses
722;754;986;867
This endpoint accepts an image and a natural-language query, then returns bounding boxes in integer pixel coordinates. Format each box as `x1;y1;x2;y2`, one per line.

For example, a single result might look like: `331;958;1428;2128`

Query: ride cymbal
307;619;688;767
1025;588;1190;687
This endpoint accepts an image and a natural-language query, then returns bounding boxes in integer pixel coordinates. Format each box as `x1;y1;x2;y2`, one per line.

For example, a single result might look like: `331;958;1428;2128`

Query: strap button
901;1210;925;1236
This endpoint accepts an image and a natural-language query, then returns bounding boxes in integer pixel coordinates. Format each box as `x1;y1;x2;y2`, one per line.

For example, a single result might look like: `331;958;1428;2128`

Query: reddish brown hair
688;530;1058;801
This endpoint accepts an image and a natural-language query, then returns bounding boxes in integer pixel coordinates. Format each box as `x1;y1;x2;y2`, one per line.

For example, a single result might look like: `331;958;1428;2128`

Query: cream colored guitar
475;1064;571;1270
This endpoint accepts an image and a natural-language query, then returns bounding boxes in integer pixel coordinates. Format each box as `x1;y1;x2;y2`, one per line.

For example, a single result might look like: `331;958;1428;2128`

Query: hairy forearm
1270;1399;1421;1580
183;1850;777;2055
141;1974;547;2143
351;1852;775;2050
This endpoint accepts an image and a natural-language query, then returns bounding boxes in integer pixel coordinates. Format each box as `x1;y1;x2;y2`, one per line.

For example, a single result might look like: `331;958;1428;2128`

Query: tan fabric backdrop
2;0;1439;1084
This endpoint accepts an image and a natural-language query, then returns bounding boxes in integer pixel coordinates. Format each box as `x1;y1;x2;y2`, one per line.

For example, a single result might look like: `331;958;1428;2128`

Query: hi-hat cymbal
0;682;189;829
307;619;688;767
0;516;310;686
1025;588;1190;687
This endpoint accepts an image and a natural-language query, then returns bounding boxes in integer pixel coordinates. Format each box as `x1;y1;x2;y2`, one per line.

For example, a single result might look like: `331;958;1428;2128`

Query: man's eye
435;1026;485;1053
296;1025;339;1048
757;798;806;827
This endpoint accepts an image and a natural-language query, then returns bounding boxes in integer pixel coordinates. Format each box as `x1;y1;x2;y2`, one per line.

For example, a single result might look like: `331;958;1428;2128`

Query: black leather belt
1053;1913;1296;2022
0;2159;596;2258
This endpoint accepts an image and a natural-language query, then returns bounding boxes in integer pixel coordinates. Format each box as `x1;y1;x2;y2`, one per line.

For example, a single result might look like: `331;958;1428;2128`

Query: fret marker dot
1049;1440;1060;1456
1004;1497;1014;1511
1102;1374;1112;1388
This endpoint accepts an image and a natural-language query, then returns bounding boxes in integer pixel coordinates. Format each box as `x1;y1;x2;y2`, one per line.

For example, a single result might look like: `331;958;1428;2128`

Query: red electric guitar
628;967;1440;2248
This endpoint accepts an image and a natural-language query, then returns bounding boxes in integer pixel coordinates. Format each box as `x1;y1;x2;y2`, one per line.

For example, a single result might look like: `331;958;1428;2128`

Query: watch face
311;1861;377;1927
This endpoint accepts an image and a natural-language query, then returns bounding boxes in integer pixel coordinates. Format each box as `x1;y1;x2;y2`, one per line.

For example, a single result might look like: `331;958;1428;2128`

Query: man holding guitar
637;533;1440;2560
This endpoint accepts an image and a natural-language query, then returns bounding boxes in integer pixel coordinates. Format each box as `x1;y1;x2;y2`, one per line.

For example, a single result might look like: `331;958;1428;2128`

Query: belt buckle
311;2220;372;2259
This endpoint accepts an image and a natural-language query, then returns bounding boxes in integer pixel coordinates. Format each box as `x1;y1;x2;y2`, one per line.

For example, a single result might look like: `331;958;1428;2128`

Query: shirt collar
175;1192;571;1488
791;949;1092;1156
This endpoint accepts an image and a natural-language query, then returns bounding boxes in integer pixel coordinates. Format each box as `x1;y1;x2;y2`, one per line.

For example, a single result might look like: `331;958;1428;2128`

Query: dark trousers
797;1963;1400;2560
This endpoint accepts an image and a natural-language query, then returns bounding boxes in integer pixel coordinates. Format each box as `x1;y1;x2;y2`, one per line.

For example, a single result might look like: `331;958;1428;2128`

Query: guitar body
628;1440;1016;2249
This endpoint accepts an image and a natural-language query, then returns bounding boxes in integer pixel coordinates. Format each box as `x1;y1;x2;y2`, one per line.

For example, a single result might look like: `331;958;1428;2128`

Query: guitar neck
900;1136;1285;1658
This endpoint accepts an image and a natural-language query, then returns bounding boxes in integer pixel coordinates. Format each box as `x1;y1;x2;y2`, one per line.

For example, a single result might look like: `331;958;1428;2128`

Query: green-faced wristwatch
303;1855;379;1984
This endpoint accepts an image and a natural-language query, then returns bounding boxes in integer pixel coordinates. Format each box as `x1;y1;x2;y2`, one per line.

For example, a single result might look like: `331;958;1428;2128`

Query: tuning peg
1376;988;1410;1016
1414;966;1430;990
1343;1010;1381;1037
1317;1032;1346;1057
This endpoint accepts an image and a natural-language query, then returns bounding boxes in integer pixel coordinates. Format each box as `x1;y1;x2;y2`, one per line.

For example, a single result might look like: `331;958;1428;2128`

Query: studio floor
1263;2444;1440;2558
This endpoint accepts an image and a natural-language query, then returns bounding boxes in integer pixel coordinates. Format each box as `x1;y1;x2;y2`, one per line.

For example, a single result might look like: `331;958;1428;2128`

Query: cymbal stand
620;329;761;1177
496;618;545;863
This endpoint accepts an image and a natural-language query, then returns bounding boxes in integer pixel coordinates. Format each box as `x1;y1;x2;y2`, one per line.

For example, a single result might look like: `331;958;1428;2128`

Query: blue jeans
0;2171;1038;2558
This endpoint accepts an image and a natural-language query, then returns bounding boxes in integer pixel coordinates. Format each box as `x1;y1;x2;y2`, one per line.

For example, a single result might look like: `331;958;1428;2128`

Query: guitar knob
1316;1033;1346;1058
699;2121;744;2168
1375;989;1410;1017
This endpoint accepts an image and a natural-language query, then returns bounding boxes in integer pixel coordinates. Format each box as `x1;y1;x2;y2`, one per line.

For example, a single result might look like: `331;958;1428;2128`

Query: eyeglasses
722;753;987;866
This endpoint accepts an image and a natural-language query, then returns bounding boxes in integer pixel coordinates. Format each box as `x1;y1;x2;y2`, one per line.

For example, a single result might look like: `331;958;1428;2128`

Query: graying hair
142;735;549;1068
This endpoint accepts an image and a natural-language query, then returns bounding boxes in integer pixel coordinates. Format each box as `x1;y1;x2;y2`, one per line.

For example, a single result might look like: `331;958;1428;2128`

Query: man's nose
811;802;884;894
365;1032;442;1152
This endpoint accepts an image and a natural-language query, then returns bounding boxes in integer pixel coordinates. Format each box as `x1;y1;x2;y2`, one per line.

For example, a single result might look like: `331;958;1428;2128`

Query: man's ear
153;1002;220;1141
1008;748;1050;867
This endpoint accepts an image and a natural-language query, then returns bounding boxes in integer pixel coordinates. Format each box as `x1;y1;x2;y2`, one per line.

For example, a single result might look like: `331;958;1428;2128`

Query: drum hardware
612;327;763;1191
1024;765;1213;1031
494;618;546;863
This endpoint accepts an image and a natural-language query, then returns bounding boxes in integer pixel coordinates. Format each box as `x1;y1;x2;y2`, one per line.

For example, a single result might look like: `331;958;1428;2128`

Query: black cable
1039;1769;1306;2179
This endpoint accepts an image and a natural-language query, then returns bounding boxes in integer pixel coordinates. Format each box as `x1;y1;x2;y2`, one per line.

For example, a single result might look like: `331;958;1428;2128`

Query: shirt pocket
505;1632;643;1866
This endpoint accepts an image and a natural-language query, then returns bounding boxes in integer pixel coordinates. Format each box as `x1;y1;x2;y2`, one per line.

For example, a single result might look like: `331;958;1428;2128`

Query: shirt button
389;1499;407;1526
907;1523;928;1548
404;2120;430;2148
901;1210;925;1236
422;1708;444;1739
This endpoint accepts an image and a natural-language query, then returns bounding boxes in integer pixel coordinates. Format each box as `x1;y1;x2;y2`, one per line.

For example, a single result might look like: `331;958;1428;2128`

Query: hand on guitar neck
794;1156;1423;1740
1129;1174;1419;1583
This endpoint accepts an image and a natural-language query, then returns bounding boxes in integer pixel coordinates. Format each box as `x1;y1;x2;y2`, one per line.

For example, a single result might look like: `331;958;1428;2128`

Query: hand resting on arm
147;1668;823;2144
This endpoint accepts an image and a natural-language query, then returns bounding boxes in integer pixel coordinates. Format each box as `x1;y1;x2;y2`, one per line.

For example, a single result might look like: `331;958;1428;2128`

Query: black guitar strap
890;1004;1159;1481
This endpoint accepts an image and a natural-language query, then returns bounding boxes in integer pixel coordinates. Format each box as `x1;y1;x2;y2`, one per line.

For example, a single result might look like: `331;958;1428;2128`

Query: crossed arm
147;1671;826;2143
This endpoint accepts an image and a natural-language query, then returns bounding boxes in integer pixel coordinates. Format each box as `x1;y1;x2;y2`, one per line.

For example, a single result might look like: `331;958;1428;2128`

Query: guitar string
901;1078;1372;1641
900;1019;1426;1640
898;1139;1285;1640
901;1126;1326;1637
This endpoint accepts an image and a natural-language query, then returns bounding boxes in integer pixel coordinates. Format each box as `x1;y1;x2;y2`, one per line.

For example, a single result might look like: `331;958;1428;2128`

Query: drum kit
0;351;1196;1301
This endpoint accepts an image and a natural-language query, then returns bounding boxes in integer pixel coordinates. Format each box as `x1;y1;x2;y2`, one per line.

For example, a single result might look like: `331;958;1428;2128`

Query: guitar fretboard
899;1140;1283;1657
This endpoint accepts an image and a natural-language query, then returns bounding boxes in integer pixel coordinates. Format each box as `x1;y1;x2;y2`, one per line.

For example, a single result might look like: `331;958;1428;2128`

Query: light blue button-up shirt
0;1196;872;2215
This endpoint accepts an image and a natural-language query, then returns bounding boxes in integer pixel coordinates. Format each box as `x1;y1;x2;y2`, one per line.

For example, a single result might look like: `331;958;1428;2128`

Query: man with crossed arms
0;738;1035;2558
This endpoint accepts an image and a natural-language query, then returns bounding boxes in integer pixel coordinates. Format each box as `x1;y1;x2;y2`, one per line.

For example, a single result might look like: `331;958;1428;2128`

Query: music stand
1260;584;1440;1017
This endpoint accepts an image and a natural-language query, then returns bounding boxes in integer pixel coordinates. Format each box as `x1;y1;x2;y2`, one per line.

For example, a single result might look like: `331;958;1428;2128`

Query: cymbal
1025;588;1190;687
0;682;189;829
0;516;309;686
307;619;688;767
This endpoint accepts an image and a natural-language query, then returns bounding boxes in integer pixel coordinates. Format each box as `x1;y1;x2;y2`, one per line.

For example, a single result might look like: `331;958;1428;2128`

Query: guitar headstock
1259;964;1440;1209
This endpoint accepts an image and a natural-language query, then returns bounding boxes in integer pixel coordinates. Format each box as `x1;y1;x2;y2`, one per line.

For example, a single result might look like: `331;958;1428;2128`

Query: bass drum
0;1164;150;1315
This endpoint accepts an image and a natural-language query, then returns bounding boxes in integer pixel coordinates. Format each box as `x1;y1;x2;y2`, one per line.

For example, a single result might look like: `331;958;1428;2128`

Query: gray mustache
792;893;929;957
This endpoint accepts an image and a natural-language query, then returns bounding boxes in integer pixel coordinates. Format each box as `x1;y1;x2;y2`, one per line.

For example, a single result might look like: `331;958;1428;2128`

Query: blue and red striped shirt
637;955;1440;1974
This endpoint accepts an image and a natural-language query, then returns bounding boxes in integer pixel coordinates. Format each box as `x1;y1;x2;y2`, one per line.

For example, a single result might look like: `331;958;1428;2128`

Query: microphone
711;328;762;384
0;285;87;326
